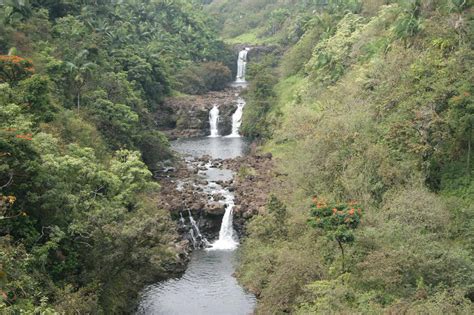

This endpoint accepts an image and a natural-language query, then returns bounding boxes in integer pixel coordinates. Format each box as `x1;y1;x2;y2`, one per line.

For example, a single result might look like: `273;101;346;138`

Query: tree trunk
337;239;345;272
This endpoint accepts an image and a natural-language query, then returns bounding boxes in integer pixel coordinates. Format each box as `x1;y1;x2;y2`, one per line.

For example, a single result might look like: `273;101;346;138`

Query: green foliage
0;0;230;312
306;13;365;83
241;67;277;139
16;74;55;123
0;55;34;85
233;1;474;314
175;61;232;95
392;0;422;46
308;197;363;271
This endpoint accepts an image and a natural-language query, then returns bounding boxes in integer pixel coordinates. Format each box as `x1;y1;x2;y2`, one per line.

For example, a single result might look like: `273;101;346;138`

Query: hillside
206;0;474;313
0;0;231;312
1;0;473;313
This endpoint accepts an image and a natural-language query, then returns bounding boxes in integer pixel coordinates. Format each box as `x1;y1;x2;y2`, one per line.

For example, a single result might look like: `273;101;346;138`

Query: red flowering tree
0;55;35;85
308;197;363;271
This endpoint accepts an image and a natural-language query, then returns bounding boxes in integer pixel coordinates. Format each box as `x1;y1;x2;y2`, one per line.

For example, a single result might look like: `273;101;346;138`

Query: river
136;136;256;315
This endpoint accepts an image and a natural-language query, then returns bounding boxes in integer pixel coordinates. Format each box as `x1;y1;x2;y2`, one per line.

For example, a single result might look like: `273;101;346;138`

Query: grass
223;28;281;46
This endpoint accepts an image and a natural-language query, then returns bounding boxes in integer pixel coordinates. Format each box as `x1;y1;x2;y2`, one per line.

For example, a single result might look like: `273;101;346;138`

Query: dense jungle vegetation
206;0;474;314
0;0;232;313
1;0;473;314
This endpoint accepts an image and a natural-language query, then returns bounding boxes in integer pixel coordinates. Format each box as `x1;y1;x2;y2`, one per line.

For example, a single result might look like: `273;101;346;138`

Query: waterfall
188;211;209;248
226;97;246;138
236;48;249;83
189;228;197;248
208;191;238;251
209;105;220;137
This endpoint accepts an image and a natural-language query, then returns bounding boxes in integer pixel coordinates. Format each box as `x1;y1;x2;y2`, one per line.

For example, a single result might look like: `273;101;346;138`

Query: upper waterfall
209;105;220;137
236;48;249;83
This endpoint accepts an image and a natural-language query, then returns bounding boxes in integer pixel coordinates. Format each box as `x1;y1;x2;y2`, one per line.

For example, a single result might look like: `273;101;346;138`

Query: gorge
136;49;255;315
1;1;472;314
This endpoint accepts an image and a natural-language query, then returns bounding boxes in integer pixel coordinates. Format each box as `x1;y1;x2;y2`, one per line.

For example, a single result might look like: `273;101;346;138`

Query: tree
1;0;33;24
308;197;362;271
393;0;422;47
0;55;34;85
64;49;96;109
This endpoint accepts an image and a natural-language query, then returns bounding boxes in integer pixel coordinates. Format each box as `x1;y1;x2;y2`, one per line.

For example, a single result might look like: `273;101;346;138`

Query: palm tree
65;49;97;109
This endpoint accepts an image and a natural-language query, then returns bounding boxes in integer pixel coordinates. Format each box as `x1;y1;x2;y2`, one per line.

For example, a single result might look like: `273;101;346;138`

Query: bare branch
0;173;13;190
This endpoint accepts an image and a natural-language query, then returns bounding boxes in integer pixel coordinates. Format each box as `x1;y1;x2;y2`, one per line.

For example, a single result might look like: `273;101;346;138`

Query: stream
136;137;255;315
136;48;254;315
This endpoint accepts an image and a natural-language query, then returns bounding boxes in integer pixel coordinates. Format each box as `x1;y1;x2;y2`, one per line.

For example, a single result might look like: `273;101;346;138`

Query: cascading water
226;97;246;138
208;194;238;250
136;133;255;315
209;105;220;137
207;174;239;251
188;210;209;248
236;48;249;83
189;228;197;248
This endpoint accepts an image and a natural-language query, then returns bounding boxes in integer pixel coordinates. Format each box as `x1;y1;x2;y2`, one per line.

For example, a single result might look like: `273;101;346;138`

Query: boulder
204;202;226;216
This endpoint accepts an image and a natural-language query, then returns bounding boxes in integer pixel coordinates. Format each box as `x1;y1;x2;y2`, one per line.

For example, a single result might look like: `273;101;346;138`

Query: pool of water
136;250;255;315
136;136;255;315
171;137;249;160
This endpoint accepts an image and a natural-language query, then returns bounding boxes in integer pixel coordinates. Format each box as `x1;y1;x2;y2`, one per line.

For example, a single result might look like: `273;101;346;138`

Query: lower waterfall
208;187;238;251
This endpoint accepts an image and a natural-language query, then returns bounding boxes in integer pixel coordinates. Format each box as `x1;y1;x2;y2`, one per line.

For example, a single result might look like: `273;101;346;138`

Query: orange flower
332;208;337;214
15;134;33;141
348;208;355;215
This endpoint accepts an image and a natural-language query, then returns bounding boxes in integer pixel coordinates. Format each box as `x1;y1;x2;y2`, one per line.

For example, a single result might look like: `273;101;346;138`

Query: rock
196;179;208;186
212;193;225;201
204;202;226;216
156;89;242;139
242;211;253;219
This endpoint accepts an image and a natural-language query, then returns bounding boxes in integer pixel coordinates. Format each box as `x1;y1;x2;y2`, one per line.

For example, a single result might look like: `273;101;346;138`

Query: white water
236;48;249;83
226;97;246;138
206;173;238;251
188;211;209;248
208;196;238;250
189;228;197;248
209;105;220;137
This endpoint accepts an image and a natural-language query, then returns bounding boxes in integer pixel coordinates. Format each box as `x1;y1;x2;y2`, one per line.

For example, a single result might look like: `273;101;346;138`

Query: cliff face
155;89;241;139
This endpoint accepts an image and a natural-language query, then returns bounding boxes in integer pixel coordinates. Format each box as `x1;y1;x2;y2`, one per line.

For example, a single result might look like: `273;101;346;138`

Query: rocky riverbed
155;151;278;262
